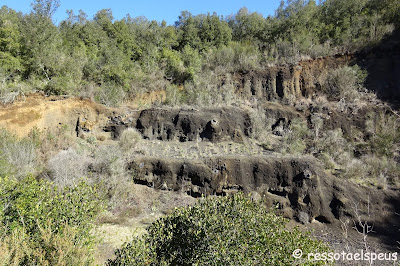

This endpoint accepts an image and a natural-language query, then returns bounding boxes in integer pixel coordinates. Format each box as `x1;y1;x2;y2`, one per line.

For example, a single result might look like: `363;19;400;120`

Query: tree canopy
0;0;397;102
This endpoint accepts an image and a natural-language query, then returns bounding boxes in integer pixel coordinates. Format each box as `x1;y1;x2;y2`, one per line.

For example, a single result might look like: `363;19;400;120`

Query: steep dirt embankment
0;95;112;137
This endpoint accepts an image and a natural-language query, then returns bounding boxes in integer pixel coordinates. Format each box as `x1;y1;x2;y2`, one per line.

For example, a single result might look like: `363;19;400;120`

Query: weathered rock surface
233;54;353;100
127;154;400;243
135;107;252;142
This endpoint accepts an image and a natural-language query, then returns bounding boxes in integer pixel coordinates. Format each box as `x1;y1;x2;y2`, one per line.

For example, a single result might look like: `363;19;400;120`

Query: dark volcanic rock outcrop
104;105;304;142
135;107;252;142
127;155;400;237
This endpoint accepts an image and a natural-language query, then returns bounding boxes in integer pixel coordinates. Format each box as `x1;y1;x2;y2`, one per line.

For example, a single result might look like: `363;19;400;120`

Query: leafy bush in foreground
0;175;105;265
108;193;330;265
0;221;93;266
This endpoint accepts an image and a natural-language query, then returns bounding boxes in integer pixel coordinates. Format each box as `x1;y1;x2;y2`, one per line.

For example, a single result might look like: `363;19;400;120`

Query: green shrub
282;118;309;154
314;128;352;169
347;155;400;189
0;175;105;246
108;193;330;265
118;128;142;152
94;82;126;107
0;77;30;105
124;63;169;98
366;112;399;158
0;128;37;178
208;45;235;70
184;71;238;107
161;48;185;82
181;45;202;81
323;65;366;102
164;84;186;106
43;75;76;95
47;148;90;187
249;106;274;143
27;126;76;165
89;144;133;209
0;221;93;266
214;42;260;71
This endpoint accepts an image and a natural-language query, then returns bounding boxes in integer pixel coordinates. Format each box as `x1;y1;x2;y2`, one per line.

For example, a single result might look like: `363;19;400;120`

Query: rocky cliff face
233;54;353;101
126;154;400;247
129;155;392;219
228;29;400;107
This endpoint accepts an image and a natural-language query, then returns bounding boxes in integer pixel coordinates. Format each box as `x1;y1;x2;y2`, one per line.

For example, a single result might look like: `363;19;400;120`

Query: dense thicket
107;193;330;265
0;0;398;105
0;175;104;265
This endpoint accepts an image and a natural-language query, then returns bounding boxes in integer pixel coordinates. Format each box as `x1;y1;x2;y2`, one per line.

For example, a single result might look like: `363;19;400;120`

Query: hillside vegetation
0;0;398;104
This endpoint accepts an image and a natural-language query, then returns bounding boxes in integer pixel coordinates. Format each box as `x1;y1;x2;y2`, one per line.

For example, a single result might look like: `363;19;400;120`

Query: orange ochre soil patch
0;94;110;137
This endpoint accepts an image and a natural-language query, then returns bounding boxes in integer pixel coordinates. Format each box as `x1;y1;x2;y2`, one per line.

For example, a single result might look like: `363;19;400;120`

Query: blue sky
1;0;282;25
